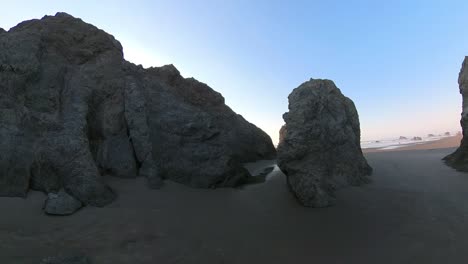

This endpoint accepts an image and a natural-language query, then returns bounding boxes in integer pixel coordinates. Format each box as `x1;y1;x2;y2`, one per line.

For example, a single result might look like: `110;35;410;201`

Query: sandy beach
1;146;468;263
364;135;462;153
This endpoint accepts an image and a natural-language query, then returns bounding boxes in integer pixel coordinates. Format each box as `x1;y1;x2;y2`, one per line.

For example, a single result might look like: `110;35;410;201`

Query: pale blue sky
2;0;467;143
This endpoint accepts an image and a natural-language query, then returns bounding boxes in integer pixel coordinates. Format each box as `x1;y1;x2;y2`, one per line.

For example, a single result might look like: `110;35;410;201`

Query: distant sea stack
0;13;276;211
277;79;372;207
444;57;468;170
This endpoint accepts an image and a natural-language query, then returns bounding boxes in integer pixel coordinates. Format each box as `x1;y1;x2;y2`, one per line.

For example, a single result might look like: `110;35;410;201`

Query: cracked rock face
0;13;276;209
444;57;468;170
277;79;372;207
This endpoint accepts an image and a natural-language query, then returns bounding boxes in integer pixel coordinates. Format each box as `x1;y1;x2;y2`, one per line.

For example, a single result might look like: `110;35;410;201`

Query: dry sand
364;135;462;153
2;148;468;263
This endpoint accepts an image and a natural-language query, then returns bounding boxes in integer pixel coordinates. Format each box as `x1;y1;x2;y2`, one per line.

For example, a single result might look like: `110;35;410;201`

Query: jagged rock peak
53;12;76;18
9;12;123;57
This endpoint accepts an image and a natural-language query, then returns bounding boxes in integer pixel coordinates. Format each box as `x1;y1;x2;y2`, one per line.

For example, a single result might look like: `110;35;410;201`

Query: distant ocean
361;133;456;151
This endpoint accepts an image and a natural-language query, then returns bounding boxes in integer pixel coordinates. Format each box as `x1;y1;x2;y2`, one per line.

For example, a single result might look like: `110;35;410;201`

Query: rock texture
44;189;83;215
279;125;287;144
444;57;468;171
277;79;372;207
0;13;275;209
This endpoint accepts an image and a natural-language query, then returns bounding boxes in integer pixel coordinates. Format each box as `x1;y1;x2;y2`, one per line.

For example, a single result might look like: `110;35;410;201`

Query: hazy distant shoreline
363;135;462;153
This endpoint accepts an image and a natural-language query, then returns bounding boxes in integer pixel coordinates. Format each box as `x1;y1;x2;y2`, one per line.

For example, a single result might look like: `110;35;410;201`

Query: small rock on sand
44;190;83;216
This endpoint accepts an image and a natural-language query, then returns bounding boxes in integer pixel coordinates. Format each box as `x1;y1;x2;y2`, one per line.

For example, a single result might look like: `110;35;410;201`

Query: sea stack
277;79;372;207
444;57;468;170
0;13;276;211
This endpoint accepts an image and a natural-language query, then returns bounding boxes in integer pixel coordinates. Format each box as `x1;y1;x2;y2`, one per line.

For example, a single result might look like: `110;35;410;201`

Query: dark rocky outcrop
0;13;275;209
277;79;372;207
134;65;276;187
412;136;422;141
444;57;468;170
399;136;408;140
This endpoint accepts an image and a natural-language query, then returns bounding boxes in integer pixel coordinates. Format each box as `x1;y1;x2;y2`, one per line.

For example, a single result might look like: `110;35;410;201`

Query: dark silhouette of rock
277;79;372;207
135;64;276;187
428;134;435;137
44;190;83;215
445;57;468;171
0;13;275;210
445;132;451;136
399;136;408;140
412;137;422;141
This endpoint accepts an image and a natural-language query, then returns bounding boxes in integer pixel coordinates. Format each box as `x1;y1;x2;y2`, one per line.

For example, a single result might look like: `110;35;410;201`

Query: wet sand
2;148;468;263
364;135;462;153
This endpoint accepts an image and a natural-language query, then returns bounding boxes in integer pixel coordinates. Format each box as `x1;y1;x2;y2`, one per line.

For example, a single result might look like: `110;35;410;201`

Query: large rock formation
0;13;275;209
277;79;372;207
444;57;468;170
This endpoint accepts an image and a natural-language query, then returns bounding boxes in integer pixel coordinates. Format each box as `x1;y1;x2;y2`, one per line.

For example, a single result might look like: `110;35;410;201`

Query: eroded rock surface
0;13;275;210
279;125;287;144
277;79;372;207
44;189;83;215
444;57;468;170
